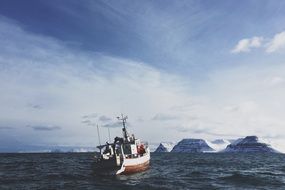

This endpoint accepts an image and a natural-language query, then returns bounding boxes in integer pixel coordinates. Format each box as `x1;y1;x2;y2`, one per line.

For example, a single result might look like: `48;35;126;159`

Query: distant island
154;136;279;153
171;139;214;153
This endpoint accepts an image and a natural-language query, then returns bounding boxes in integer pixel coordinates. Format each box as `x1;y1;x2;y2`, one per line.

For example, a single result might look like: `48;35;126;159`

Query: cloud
81;119;92;125
81;114;116;127
231;31;285;54
224;101;258;114
98;115;112;122
102;122;122;128
266;31;285;53
170;125;237;138
0;18;191;146
82;113;98;119
1;16;285;152
97;1;220;66
81;115;123;128
152;113;180;121
27;104;43;109
264;76;285;86
27;125;61;131
231;36;263;53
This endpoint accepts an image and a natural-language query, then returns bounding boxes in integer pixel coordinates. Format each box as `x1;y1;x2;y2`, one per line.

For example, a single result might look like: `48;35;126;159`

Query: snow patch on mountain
209;139;231;151
155;142;175;152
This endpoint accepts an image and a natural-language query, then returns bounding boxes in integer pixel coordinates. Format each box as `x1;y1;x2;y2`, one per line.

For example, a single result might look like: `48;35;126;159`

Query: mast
117;114;128;141
96;125;101;150
107;126;111;142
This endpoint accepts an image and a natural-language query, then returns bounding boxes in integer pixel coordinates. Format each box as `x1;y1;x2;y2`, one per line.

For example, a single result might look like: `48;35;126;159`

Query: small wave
279;166;285;172
220;172;284;186
258;171;284;176
190;171;204;176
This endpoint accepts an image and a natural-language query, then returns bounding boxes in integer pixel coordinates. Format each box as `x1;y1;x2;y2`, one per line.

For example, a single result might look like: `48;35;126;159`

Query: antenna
117;114;128;140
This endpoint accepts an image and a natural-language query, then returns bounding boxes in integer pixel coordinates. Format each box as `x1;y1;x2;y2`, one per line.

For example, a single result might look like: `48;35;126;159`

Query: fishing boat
93;114;150;175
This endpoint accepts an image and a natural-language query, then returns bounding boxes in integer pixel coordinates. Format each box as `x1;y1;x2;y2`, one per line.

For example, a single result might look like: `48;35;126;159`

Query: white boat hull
117;150;150;175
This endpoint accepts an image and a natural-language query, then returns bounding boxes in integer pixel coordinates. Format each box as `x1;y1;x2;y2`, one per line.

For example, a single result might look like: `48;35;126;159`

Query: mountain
15;146;96;153
154;142;175;152
171;139;214;153
211;139;230;144
223;136;278;153
209;139;231;151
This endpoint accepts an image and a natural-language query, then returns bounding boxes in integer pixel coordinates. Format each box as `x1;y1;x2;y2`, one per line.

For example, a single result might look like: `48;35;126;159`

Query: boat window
123;144;131;155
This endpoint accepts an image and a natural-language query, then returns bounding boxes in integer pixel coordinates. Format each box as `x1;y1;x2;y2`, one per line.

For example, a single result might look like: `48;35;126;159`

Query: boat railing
141;141;149;149
121;141;149;159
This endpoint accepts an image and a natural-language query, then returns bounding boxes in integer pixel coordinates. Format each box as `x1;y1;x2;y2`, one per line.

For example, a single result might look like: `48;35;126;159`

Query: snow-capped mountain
222;136;278;153
209;139;231;151
17;146;96;153
211;139;230;145
154;142;175;152
171;139;214;153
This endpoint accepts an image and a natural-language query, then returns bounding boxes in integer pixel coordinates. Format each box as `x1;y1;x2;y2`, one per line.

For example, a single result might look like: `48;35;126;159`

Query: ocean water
1;153;285;189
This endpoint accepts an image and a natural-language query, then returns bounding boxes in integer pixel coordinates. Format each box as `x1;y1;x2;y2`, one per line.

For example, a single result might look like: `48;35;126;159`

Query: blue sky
1;0;285;152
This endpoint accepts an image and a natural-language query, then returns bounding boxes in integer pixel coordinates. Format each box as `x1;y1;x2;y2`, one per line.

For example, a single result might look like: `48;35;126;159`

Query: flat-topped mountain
223;136;278;153
171;139;214;153
154;142;175;152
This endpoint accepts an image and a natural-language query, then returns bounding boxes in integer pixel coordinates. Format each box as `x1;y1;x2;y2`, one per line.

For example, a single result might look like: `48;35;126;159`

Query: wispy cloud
102;122;121;128
264;76;285;86
152;113;180;121
266;31;285;53
171;125;243;138
81;114;117;128
98;115;112;122
231;36;263;53
27;125;61;131
81;119;92;125
27;104;43;110
231;31;285;54
81;118;122;128
82;113;98;119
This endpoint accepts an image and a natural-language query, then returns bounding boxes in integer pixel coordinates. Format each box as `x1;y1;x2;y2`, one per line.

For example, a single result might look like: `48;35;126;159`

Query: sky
1;0;285;152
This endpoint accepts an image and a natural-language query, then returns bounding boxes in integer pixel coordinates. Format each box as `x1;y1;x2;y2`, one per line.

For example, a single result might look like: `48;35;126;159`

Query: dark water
1;153;285;189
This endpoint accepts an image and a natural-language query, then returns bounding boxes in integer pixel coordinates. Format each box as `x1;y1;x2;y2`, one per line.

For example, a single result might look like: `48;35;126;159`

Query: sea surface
1;152;285;189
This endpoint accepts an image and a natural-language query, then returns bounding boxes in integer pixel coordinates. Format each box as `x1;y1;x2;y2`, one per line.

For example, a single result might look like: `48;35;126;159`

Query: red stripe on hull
121;160;150;175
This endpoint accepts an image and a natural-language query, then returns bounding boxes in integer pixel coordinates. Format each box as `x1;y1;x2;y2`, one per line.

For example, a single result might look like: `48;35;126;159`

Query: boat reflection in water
93;114;150;175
